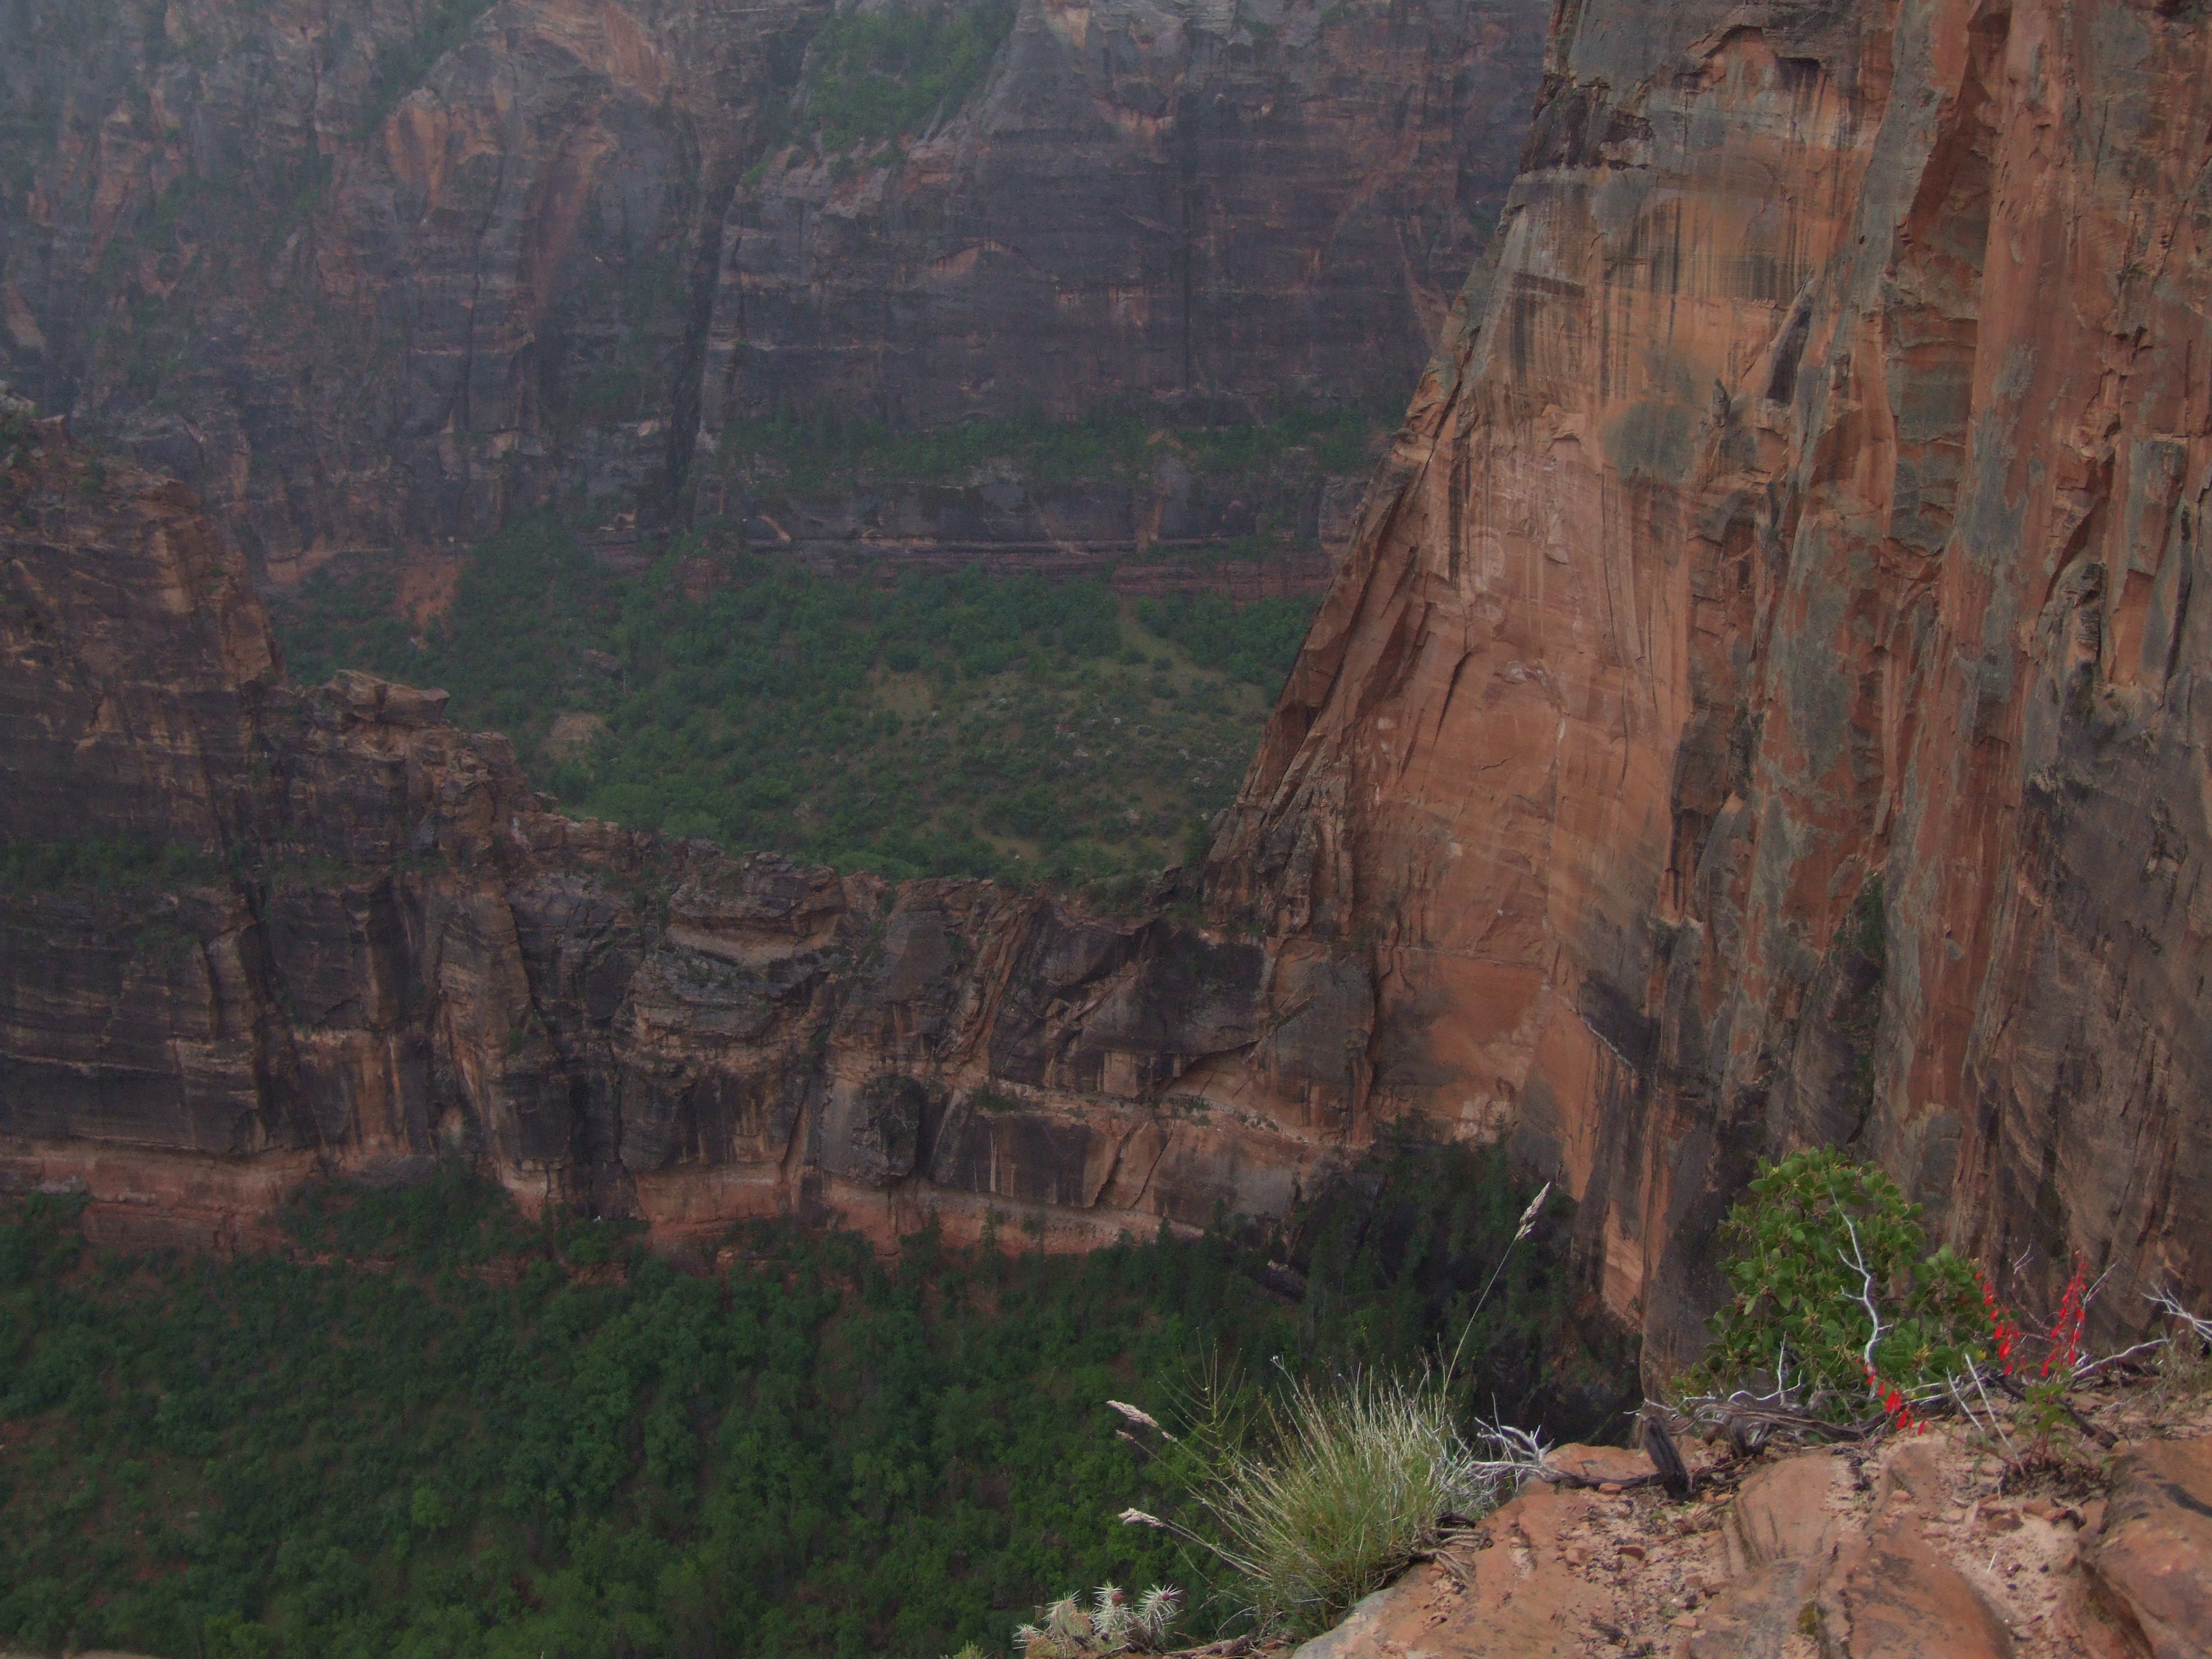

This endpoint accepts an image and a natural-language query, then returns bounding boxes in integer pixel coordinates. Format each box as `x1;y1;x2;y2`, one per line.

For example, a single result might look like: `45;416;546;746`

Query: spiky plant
1157;1370;1495;1637
1015;1584;1182;1658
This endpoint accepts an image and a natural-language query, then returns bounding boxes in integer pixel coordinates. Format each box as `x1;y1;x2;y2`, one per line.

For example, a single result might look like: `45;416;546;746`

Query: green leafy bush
1690;1150;1998;1411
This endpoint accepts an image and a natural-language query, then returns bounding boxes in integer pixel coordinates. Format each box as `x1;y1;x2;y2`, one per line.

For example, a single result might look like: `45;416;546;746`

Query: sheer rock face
1207;0;2212;1360
12;0;2212;1372
0;0;1547;573
708;0;1540;430
0;426;1332;1250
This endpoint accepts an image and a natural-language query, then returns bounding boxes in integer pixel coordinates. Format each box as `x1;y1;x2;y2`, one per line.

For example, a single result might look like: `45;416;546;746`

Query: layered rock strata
710;0;1539;431
0;0;1547;575
11;0;2212;1374
1207;0;2212;1355
0;420;1332;1250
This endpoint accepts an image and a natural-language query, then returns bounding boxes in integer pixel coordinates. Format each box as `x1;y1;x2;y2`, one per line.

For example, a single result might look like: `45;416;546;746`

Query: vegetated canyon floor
0;1144;1629;1659
273;512;1320;899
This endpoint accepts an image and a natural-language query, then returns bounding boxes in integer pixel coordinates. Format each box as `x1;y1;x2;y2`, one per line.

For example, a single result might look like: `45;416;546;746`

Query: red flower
2044;1261;2090;1379
1975;1263;2025;1376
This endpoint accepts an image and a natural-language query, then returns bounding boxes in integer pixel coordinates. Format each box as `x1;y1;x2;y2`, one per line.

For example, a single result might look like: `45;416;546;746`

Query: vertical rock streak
1;424;1329;1249
1210;0;2212;1357
0;0;1549;563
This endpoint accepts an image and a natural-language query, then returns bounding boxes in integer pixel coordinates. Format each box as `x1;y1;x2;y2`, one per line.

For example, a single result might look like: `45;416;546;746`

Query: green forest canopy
274;523;1319;899
0;1145;1632;1659
717;405;1380;499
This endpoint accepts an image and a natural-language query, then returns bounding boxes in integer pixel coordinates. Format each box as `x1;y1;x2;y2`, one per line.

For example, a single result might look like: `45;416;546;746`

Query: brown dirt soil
394;550;463;627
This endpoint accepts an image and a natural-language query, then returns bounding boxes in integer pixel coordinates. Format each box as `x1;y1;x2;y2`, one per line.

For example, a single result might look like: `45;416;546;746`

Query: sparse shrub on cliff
798;0;1019;148
1140;1369;1495;1636
1110;1170;1579;1636
2148;1289;2212;1402
360;0;501;133
0;836;224;894
0;402;33;465
1685;1150;1999;1418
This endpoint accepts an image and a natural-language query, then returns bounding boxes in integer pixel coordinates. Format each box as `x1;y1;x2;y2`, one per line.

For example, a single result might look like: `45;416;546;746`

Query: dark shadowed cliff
0;410;1346;1251
0;0;1547;578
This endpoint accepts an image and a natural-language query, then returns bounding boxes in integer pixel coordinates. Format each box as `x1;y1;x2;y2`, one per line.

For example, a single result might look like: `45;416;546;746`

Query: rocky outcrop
2086;1437;2212;1658
0;417;1341;1249
1292;1415;2212;1659
0;0;1548;576
1206;0;2212;1358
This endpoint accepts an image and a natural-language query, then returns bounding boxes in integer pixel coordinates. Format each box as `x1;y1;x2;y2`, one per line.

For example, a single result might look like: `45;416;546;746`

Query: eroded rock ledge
1292;1413;2212;1659
0;420;1360;1254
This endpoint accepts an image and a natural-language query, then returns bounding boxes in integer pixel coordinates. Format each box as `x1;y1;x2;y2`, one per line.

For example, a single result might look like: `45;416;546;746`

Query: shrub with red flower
2043;1261;2090;1380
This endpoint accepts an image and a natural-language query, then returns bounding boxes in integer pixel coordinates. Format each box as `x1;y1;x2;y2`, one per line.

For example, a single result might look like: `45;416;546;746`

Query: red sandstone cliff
1207;0;2212;1363
8;0;2212;1376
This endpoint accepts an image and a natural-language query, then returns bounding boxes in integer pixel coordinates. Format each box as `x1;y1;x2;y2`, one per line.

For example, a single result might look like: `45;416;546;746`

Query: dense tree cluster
276;523;1317;896
0;1146;1630;1659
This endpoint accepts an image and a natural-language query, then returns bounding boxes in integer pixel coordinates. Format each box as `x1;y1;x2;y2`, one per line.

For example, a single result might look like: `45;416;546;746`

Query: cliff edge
1207;0;2212;1363
1291;1396;2212;1659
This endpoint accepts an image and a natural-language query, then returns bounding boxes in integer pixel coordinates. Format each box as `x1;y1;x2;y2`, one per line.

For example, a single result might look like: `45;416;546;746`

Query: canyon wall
0;0;1546;578
1207;0;2212;1360
8;0;2212;1374
0;415;1342;1252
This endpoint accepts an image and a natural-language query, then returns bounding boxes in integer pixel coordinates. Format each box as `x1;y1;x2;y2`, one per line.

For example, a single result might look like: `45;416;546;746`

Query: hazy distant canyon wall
7;0;2212;1372
0;0;1546;579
